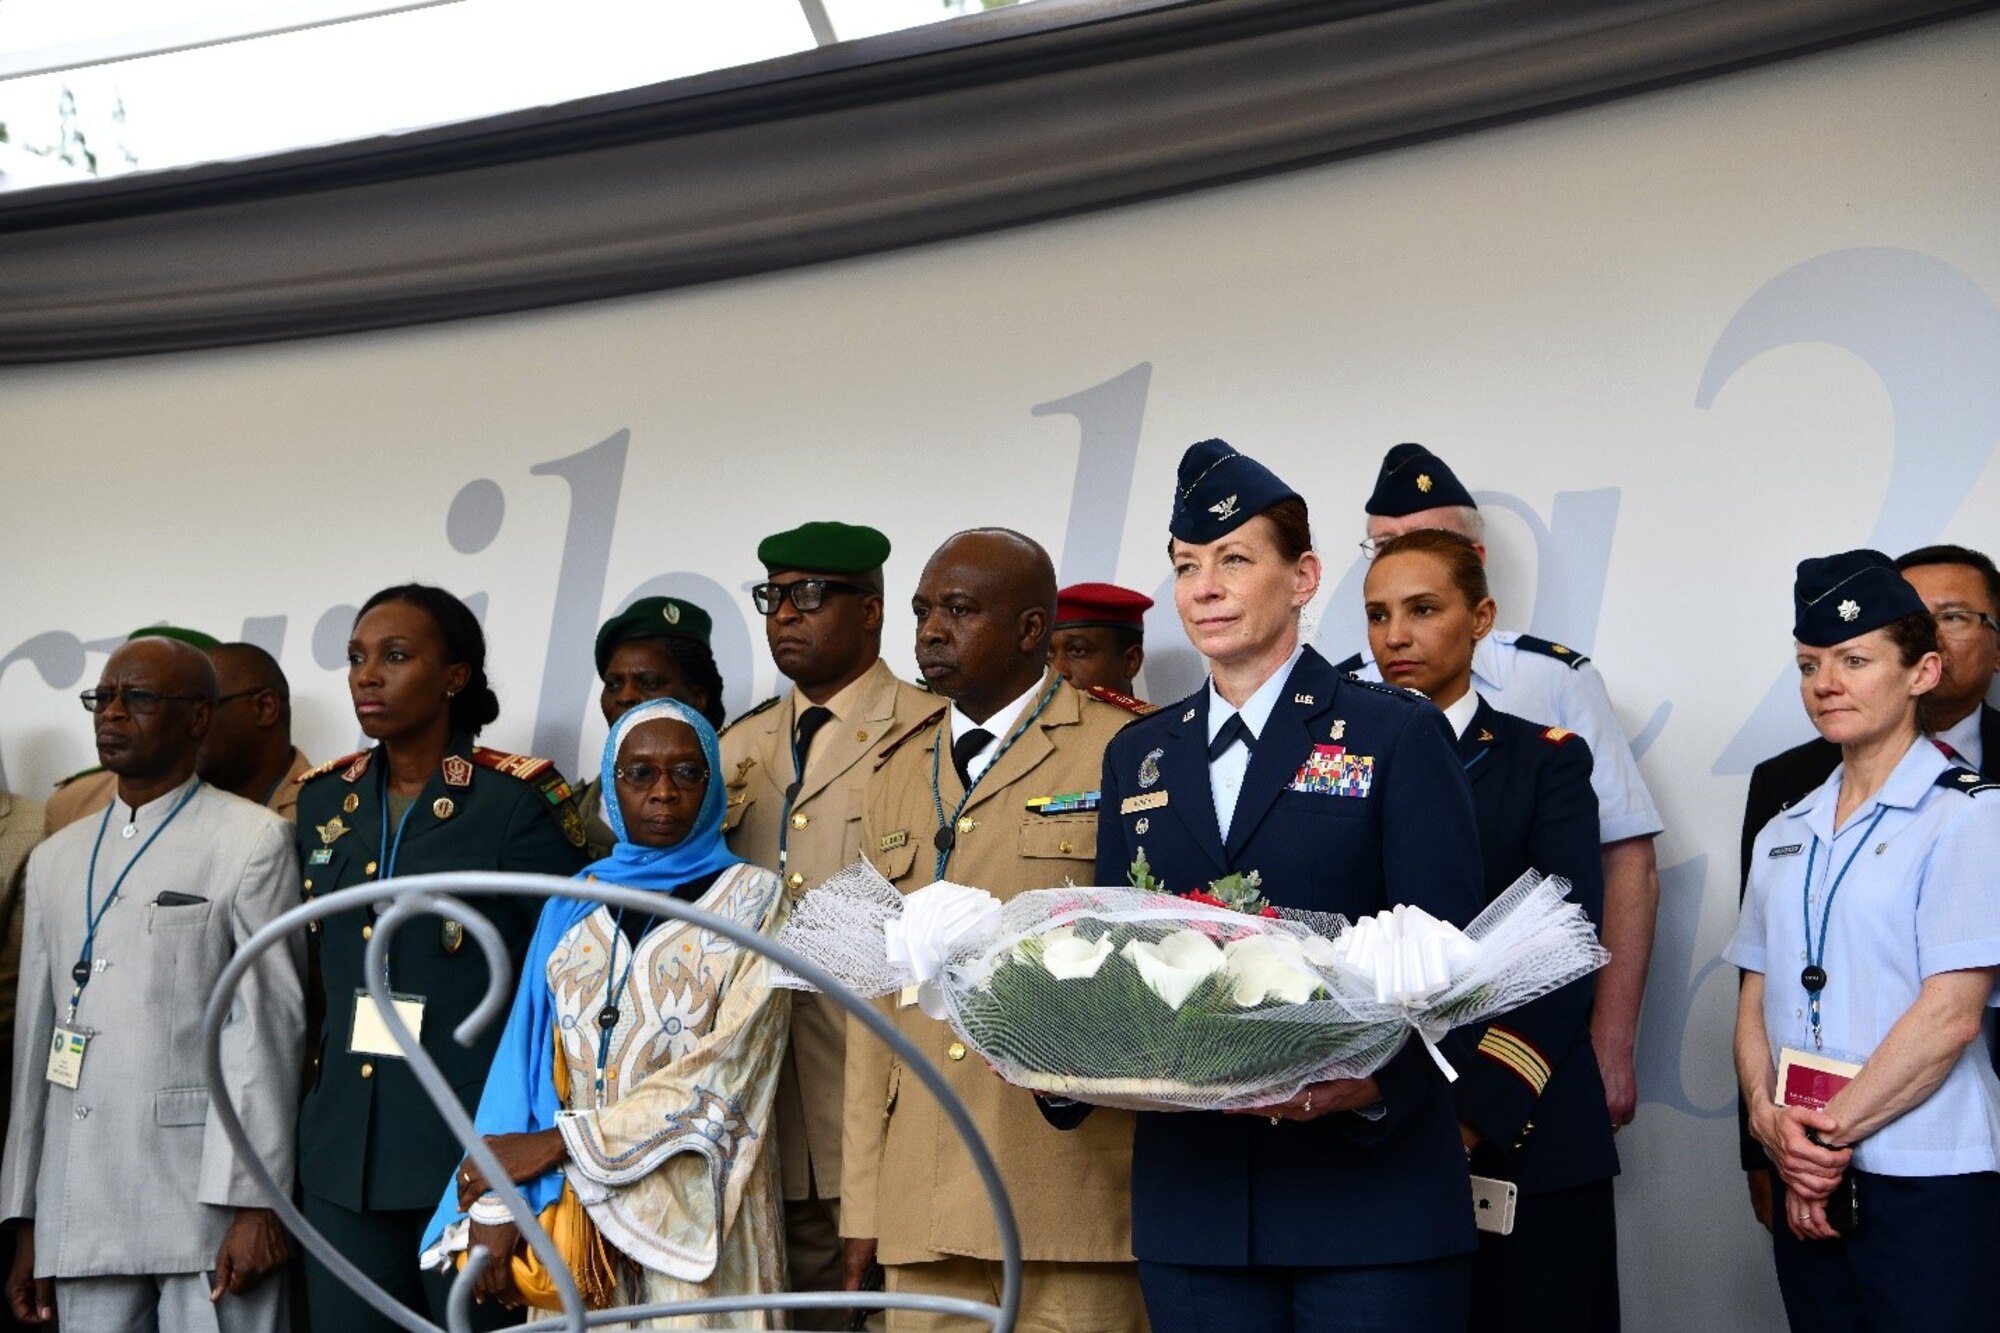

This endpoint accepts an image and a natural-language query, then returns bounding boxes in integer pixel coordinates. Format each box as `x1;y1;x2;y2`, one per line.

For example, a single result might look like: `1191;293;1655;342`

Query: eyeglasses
1935;608;2000;639
79;686;211;715
613;762;710;792
751;579;871;615
1358;537;1388;559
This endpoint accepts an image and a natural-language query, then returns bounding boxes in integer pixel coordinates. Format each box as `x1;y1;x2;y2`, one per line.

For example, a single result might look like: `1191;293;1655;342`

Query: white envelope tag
45;1026;88;1089
349;990;426;1058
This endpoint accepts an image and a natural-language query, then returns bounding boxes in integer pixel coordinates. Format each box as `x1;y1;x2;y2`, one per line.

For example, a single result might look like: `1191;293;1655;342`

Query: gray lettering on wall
527;430;630;772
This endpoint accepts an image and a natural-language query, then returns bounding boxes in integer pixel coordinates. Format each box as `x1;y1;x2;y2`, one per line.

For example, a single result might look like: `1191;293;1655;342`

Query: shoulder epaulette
721;696;780;734
1084;684;1156;716
51;765;104;791
1936;767;1996;796
471;747;558;783
1343;675;1427;704
874;706;948;770
297;750;368;784
1331;651;1366;676
1541;726;1578;745
1513;634;1591;669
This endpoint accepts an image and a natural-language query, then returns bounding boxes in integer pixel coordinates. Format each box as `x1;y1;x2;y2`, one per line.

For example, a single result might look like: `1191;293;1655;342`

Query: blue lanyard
594;907;651;1102
929;682;1059;879
1461;748;1489;774
73;780;201;1020
1799;805;1889;1050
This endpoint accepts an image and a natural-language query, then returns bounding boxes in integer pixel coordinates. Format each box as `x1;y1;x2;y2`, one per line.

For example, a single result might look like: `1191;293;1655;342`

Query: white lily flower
1222;933;1321;1006
1041;929;1115;980
1121;929;1225;1010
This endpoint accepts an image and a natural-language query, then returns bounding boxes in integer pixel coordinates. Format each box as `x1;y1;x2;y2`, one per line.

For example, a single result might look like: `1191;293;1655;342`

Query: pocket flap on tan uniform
872;832;920;883
154;1086;210;1127
1017;814;1096;860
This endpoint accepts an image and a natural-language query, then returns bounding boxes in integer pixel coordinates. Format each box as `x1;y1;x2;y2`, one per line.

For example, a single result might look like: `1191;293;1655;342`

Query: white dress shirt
1438;687;1480;742
949;674;1047;786
1206;646;1305;842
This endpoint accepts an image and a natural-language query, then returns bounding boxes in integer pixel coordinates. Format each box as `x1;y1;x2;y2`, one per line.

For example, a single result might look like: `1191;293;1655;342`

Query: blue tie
1208;713;1255;762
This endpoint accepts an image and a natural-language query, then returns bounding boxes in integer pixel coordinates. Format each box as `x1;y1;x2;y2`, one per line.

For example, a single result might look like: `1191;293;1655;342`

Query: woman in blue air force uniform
1362;529;1617;1332
1091;440;1488;1333
1727;550;2000;1333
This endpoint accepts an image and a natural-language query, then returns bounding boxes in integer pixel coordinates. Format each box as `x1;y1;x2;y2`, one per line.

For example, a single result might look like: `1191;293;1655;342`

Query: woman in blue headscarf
420;698;791;1326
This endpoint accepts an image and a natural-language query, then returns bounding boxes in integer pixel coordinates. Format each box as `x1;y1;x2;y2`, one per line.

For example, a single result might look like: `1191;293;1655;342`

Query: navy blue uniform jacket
1451;698;1618;1195
1095;647;1486;1268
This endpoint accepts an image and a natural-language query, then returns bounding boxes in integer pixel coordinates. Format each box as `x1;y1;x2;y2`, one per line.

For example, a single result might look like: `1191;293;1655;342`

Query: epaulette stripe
1542;726;1576;745
1331;652;1366;676
721;696;781;734
1476;1027;1552;1095
1514;634;1591;669
1085;684;1155;715
1937;767;1996;795
874;706;949;769
297;751;367;784
471;747;557;782
1344;676;1426;704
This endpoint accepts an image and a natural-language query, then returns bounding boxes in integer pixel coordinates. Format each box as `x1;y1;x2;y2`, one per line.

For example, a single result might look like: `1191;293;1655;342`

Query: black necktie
787;706;834;802
1208;713;1255;762
952;728;994;789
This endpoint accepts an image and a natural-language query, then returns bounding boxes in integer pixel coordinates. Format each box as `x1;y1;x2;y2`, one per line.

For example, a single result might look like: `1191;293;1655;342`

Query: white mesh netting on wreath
773;862;1606;1112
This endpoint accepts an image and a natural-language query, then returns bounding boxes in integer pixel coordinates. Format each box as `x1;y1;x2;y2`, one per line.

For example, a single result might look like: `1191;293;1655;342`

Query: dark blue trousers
1771;1170;2000;1332
1137;1255;1472;1333
1470;1178;1618;1333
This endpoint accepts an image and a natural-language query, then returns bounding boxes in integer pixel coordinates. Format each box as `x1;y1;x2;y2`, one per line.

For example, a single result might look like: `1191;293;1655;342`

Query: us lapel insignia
432;797;456;820
443;755;474;787
1181;707;1197;723
1293;693;1314;706
1138;748;1164;789
317;815;350;847
1329;719;1346;741
342;793;360;814
441;919;466;954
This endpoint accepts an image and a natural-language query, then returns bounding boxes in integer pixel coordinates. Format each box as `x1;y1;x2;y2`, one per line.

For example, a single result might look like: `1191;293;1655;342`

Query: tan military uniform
572;776;617;861
846;670;1147;1331
0;792;48;1062
46;748;312;833
721;659;936;1323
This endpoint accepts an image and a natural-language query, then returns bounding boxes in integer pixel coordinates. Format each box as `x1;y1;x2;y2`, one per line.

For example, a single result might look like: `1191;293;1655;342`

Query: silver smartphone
1471;1174;1518;1236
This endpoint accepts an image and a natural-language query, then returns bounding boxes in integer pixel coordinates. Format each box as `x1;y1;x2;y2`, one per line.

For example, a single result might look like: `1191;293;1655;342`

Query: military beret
1169;439;1303;543
1055;583;1153;631
594;597;713;674
758;521;891;575
1364;442;1477;517
128;624;221;650
1793;550;1927;647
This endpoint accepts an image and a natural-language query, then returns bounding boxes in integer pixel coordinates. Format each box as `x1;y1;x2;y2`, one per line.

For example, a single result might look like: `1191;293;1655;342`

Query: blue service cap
1792;549;1928;646
1365;442;1476;517
1169;439;1302;543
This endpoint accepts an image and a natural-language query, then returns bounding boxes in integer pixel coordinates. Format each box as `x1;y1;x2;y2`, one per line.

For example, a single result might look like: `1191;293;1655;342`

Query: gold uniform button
786;872;805;890
364;860;379;876
1058;839;1074;855
790;812;809;830
855;729;869;743
360;1062;375;1080
360;925;373;940
956;816;975;835
302;878;314;892
946;1042;967;1062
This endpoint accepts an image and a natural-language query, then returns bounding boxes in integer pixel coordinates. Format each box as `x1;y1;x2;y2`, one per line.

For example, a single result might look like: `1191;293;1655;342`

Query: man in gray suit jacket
1;636;303;1331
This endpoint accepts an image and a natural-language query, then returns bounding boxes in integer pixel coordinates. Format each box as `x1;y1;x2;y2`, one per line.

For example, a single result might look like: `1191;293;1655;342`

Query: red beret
1054;582;1154;631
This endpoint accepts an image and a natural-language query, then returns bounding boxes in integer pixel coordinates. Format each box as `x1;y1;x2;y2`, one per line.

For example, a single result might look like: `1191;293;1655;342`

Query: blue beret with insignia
1365;442;1477;517
1169;439;1302;543
1792;549;1927;646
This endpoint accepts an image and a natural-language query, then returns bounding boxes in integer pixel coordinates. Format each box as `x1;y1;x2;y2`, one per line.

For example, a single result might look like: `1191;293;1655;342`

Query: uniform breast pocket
149;894;213;931
1279;788;1372;820
872;833;920;883
1018;814;1096;865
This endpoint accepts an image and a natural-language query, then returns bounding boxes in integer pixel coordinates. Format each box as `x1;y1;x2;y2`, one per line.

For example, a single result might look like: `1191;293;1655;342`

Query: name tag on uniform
1120;791;1168;814
45;1025;88;1089
1768;844;1803;858
350;989;427;1057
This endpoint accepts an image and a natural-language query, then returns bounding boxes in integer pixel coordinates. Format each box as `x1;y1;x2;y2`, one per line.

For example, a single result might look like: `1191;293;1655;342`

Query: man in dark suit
1736;542;2000;1225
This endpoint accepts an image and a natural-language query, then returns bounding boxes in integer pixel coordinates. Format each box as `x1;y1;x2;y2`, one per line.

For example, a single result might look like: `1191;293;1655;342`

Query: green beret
594;598;713;674
128;624;221;650
757;521;891;576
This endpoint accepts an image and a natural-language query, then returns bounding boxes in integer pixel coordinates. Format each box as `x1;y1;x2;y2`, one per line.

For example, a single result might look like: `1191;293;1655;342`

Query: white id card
1471;1175;1518;1236
46;1025;89;1089
349;990;426;1057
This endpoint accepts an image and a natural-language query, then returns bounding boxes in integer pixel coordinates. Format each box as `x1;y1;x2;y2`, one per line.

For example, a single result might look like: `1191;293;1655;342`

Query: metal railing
200;870;1021;1332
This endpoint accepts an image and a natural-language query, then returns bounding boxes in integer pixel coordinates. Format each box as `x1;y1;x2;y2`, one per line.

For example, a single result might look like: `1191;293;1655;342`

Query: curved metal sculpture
199;871;1022;1332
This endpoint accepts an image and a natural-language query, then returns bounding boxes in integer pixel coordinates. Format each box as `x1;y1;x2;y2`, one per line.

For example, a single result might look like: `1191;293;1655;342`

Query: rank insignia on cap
1121;791;1169;814
1838;599;1860;622
663;603;681;625
1138;748;1164;789
443;755;474;787
1209;495;1240;521
1416;474;1433;493
317;816;349;847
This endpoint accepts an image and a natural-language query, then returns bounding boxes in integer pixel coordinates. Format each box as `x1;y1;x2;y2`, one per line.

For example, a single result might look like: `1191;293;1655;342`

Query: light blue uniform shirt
1725;739;2000;1176
1357;632;1663;843
1206;645;1304;843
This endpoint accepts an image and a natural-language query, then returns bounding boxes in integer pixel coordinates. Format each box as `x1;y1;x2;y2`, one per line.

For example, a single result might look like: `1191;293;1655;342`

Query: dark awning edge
0;0;1987;365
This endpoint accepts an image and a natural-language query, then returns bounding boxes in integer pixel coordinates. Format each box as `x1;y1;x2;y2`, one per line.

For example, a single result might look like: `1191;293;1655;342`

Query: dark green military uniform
294;737;586;1331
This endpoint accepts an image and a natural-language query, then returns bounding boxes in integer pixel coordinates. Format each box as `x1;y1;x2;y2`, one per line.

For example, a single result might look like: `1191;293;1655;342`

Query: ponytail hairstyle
357;583;501;738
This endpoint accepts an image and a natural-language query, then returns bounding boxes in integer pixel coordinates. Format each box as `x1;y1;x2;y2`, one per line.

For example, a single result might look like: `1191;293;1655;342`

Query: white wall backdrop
5;12;1999;1328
